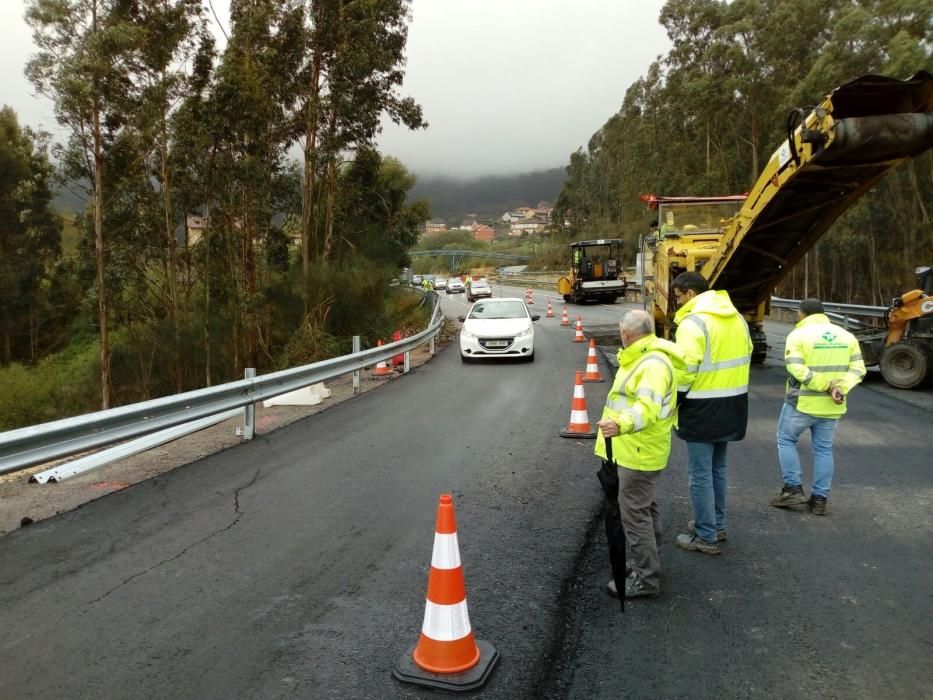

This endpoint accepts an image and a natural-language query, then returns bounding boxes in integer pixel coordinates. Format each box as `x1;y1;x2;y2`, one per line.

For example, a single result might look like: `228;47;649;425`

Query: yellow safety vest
784;313;866;418
594;334;684;471
674;289;753;442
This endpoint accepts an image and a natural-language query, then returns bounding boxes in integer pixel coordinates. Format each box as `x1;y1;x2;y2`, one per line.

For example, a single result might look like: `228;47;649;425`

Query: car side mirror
531;315;540;321
457;316;465;322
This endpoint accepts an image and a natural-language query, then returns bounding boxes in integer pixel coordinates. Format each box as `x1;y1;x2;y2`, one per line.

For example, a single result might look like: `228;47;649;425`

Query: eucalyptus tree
297;0;426;272
26;0;144;408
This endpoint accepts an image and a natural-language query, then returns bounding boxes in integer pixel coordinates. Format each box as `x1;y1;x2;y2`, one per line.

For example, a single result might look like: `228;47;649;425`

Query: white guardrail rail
0;292;444;477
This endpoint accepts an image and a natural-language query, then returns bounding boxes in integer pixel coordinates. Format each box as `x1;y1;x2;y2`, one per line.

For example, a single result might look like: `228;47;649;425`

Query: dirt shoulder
1;328;456;537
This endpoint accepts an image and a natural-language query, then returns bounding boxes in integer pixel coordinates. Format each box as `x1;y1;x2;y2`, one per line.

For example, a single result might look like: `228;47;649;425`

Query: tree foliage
553;0;933;303
8;0;427;427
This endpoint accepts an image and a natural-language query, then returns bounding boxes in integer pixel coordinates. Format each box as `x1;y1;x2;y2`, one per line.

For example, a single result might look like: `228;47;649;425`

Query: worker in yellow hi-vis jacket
595;310;684;600
770;298;866;515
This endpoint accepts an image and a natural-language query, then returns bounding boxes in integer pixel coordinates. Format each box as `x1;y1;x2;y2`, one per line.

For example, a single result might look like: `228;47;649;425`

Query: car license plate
486;340;508;347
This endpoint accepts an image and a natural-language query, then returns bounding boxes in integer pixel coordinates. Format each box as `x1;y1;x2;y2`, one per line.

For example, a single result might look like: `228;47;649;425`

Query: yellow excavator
641;70;933;373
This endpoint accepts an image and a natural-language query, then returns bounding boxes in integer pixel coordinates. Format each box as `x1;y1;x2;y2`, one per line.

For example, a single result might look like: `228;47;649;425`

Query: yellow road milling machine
641;71;933;368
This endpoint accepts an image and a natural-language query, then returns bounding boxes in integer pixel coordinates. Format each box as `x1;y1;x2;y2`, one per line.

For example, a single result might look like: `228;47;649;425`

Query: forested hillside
0;0;429;428
409;168;564;221
553;0;932;304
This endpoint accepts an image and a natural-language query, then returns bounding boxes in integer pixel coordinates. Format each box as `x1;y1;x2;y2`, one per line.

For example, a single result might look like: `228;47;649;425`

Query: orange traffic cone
573;317;585;342
583;339;604;382
374;339;392;376
546;298;554;318
394;494;499;692
560;371;598;438
525;286;534;304
560;305;570;326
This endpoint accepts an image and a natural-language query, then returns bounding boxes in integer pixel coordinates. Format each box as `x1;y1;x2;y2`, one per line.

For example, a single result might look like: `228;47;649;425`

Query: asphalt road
0;288;628;699
1;286;930;699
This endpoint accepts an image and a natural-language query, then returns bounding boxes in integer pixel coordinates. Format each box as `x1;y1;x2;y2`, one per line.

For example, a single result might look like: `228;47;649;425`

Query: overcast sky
2;0;671;178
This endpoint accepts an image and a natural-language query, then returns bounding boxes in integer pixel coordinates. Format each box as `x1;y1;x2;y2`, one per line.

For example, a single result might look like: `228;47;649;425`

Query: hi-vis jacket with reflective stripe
594;334;685;470
784;313;866;418
674;290;753;442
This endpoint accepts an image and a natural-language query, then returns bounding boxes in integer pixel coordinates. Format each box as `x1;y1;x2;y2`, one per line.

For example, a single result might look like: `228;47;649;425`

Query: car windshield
469;301;526;319
472;281;489;288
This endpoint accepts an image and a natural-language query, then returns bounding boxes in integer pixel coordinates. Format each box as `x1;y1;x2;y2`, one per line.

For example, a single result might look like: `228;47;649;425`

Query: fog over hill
408;167;565;223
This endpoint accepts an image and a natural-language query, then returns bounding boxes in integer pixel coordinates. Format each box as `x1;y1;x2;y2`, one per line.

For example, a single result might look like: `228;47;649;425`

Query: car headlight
515;325;533;338
461;329;476;339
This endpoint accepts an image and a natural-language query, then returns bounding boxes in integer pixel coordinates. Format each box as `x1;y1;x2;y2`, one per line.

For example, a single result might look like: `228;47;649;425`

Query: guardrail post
430;336;435;355
352;335;361;395
404;350;411;374
243;367;256;440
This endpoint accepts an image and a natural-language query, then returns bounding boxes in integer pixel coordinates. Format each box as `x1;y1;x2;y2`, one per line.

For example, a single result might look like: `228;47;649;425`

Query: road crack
86;469;261;606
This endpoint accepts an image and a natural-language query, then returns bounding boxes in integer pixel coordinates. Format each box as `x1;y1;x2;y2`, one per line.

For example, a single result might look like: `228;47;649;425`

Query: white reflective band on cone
431;533;461;570
422;599;472;641
570;410;590;423
573;386;585;398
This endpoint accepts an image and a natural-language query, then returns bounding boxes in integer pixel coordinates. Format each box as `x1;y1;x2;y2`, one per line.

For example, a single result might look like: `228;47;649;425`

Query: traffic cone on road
560;306;570;326
525;286;534;304
559;371;598;438
546;298;554;318
393;494;499;692
573;317;585;343
374;339;392;377
583;339;604;382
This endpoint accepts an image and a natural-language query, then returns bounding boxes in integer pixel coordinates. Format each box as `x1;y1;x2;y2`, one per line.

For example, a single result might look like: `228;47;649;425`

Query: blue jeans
686;441;728;543
777;403;837;499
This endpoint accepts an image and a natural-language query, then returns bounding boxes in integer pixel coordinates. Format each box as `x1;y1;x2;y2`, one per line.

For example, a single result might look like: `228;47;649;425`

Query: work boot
770;484;808;508
624;573;661;598
606;579;618;598
688;519;727;542
675;533;721;555
808;495;828;516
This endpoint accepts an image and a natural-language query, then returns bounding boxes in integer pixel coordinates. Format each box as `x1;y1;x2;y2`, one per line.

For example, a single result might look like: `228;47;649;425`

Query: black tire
563;294;571;303
880;340;932;389
460;353;472;363
525;351;535;363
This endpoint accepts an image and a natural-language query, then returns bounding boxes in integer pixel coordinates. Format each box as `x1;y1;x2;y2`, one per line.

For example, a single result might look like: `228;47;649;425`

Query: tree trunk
160;101;181;392
301;39;323;288
93;97;111;409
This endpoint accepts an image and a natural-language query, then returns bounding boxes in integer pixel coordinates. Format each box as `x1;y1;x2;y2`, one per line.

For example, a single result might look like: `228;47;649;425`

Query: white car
467;278;492;302
446;278;465;294
433;276;448;290
458;298;538;362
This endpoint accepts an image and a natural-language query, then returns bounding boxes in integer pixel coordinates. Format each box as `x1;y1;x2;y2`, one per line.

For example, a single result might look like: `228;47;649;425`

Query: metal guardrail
0;294;444;475
769;296;886;317
769;296;885;329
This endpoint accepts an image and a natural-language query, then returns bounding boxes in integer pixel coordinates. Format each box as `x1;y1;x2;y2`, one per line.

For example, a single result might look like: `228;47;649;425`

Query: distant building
186;215;209;246
472;224;494;243
459;215;478;230
424;218;448;235
509;218;547;237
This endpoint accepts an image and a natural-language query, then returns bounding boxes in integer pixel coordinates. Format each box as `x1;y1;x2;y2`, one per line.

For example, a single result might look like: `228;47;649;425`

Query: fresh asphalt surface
1;285;930;699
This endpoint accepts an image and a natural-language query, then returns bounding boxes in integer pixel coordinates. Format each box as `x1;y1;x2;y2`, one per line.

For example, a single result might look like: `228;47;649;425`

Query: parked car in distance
433;276;448;290
458;298;538;362
411;274;423;287
467;278;492;302
446;278;465;294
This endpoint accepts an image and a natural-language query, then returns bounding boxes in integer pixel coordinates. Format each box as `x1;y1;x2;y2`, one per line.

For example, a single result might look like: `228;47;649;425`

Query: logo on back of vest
821;331;836;343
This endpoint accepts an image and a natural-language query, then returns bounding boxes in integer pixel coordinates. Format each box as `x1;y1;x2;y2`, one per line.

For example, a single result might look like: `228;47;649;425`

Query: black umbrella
596;438;625;612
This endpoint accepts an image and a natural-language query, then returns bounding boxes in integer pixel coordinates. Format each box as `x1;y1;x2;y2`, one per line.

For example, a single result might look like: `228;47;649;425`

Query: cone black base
393;639;499;693
559;427;598;439
582;377;605;383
